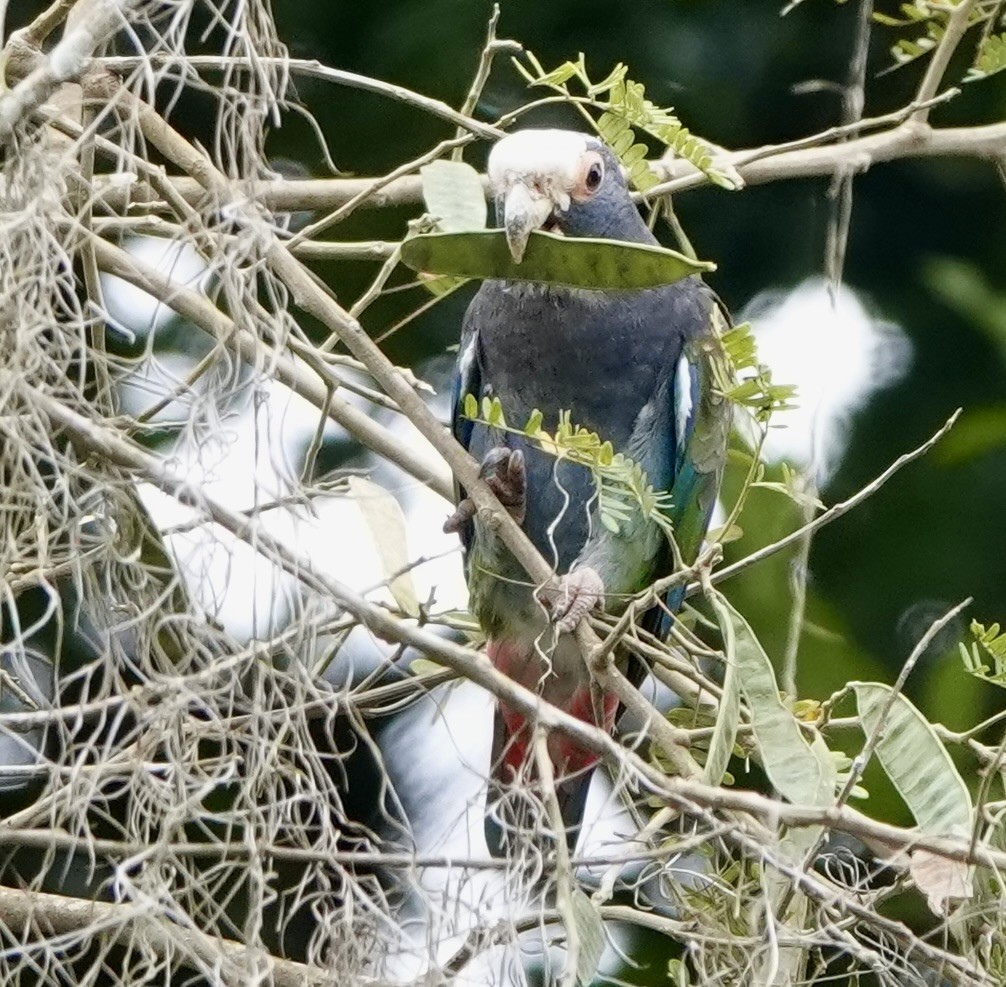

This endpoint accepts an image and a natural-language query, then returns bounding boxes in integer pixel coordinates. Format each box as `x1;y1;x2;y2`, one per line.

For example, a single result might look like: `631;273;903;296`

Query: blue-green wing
646;313;731;639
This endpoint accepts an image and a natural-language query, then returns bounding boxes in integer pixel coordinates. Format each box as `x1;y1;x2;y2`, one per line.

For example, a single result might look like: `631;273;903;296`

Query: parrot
444;128;731;855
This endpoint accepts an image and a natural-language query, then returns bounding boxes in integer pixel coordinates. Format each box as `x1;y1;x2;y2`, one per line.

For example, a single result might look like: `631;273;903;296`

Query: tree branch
0;0;137;141
701;410;961;592
87;120;1006;216
95;54;504;139
84;228;454;499
0;884;378;987
15;373;1006;884
911;0;980;123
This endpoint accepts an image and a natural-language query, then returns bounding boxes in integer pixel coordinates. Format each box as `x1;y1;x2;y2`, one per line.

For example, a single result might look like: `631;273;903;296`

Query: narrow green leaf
570;888;605;986
487;396;506;427
704;607;739;787
417;272;468;297
346;477;419;617
600;512;621;534
409;657;445;676
400;230;714;291
853;682;972;835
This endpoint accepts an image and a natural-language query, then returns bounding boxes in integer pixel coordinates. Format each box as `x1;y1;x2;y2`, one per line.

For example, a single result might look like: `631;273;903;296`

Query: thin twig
7;0;81;48
452;5;521;155
700;410;961;593
533;730;580;987
912;0;980;123
94;54;504;139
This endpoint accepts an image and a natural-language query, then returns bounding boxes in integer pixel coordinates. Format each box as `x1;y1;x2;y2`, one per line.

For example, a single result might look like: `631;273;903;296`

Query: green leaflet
960;619;1006;688
703;590;740;788
968;34;1006;82
418;160;487;233
400;229;713;291
853;682;973;835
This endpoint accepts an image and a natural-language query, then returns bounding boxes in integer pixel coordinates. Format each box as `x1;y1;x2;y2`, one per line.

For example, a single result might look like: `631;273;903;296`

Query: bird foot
444;446;526;534
480;446;527;523
443;499;475;534
539;567;605;634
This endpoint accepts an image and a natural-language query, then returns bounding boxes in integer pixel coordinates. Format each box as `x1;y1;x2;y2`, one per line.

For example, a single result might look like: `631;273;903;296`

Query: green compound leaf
960;619;1006;687
968;33;1006;82
516;51;742;191
401;229;713;291
460;401;674;537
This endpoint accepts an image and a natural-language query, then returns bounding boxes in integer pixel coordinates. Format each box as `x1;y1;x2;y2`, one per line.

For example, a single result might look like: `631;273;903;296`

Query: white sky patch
741;277;912;484
103;237;467;646
101;236;209;335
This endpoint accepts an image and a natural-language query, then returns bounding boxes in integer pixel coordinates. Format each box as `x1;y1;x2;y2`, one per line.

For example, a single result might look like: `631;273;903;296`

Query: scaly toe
443;498;476;534
540;567;605;633
481;446;526;524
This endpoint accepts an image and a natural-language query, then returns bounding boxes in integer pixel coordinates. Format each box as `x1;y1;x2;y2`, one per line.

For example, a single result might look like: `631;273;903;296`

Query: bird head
486;129;634;262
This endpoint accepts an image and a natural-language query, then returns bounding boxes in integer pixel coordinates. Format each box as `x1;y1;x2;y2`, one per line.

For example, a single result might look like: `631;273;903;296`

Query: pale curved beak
502;182;554;263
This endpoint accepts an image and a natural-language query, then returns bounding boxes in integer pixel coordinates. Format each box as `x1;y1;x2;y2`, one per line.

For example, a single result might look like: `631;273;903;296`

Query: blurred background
265;1;1005;971
263;0;1005;720
3;0;1005;982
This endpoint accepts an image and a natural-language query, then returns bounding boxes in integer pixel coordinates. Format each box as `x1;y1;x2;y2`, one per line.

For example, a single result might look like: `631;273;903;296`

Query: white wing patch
457;333;478;392
675;354;694;452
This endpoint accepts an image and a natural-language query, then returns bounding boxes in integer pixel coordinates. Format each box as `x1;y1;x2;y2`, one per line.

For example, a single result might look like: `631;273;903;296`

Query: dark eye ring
585;161;604;192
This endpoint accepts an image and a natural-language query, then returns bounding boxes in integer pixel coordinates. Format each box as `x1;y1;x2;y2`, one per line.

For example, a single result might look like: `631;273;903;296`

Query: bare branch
912;0;980;123
1;0;138;141
0;885;379;987
88;120;1006;215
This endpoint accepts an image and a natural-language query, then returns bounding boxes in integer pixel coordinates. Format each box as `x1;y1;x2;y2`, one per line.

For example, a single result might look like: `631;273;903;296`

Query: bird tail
484;706;592;858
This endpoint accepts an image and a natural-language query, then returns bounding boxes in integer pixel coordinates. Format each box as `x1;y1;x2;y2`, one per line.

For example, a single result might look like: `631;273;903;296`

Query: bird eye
585;161;604;192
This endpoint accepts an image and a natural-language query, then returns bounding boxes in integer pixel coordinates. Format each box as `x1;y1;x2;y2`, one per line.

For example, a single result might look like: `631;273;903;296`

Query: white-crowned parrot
444;128;731;854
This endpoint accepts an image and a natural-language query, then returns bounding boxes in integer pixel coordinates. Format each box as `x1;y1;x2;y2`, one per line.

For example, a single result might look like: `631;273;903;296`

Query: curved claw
443;498;476;534
445;446;527;535
539;566;605;634
481;446;526;525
